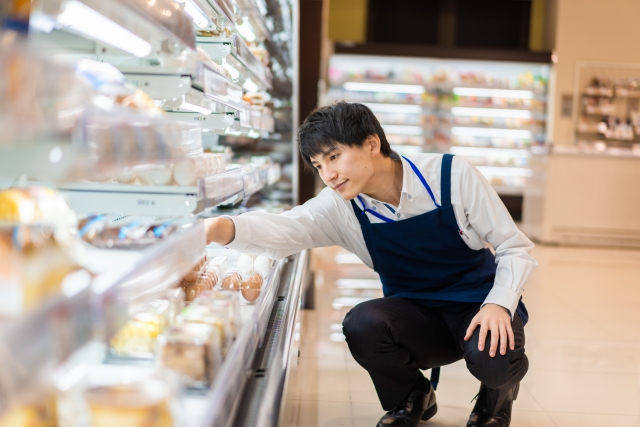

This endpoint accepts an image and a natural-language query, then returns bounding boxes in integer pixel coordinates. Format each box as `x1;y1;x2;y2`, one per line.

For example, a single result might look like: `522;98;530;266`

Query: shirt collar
357;152;416;207
398;154;415;202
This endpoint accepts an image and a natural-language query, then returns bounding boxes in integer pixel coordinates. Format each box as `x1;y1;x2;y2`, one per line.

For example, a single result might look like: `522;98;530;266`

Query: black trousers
342;298;528;411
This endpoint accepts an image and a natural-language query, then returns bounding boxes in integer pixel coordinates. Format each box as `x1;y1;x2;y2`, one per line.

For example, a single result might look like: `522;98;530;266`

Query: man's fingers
478;322;488;351
489;322;499;357
507;322;516;351
464;317;480;341
499;323;508;355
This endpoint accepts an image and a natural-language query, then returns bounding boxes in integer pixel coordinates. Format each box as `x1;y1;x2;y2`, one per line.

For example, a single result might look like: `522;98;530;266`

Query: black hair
298;102;392;170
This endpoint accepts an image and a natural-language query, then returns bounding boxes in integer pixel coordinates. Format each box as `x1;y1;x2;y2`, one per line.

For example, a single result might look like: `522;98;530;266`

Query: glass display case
325;54;551;196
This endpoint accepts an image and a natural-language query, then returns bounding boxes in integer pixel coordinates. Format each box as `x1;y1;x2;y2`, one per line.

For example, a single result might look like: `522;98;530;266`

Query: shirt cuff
482;286;520;319
222;215;252;252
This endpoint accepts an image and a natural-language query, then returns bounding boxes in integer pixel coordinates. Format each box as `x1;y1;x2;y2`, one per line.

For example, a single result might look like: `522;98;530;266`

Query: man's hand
204;217;236;245
464;303;514;357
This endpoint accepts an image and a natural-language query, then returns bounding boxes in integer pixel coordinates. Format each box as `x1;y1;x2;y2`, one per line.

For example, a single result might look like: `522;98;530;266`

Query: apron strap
440;154;454;208
350;198;372;226
402;156;440;208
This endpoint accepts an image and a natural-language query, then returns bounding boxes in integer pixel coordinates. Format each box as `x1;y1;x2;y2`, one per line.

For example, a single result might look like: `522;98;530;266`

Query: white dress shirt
227;153;537;317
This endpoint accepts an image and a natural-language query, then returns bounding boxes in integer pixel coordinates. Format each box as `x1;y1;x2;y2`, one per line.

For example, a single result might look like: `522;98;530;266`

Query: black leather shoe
467;383;519;427
376;386;437;427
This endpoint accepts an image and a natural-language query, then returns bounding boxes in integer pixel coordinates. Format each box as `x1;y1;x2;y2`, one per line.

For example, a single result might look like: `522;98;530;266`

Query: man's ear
367;134;382;156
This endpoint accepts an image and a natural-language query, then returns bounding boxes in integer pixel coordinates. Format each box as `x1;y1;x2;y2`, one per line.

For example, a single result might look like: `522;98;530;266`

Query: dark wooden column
297;0;323;204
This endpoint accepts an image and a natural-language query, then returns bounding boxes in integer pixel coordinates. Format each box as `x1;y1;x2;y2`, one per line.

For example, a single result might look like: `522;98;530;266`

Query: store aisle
283;245;640;427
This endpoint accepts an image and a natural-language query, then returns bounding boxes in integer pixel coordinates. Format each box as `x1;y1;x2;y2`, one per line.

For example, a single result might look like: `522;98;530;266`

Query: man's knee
343;299;391;340
464;333;529;389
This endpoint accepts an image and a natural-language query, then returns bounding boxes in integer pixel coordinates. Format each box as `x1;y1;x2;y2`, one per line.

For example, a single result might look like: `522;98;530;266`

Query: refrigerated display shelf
197;34;273;90
197;250;308;427
32;0;196;56
54;167;244;216
0;270;93;418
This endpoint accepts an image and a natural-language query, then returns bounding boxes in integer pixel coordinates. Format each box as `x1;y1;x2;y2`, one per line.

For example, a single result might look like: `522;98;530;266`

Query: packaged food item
164;288;185;322
0;188;79;318
109;300;170;358
181;304;233;354
84;379;173;427
158;323;223;386
241;270;263;303
220;270;242;291
0;397;57;427
191;290;241;337
182;255;207;284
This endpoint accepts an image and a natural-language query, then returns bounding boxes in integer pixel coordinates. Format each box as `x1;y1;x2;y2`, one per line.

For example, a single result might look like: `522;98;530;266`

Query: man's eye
330;154;338;160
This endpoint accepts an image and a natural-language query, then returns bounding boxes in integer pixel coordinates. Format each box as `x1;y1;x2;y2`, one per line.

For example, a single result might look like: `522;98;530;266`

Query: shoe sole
421;403;438;422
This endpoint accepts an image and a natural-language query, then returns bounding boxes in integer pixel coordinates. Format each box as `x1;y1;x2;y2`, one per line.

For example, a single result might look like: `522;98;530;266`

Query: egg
149;165;174;186
173;159;198;186
236;254;254;276
253;256;271;277
241;271;263;302
221;271;242;291
185;281;208;301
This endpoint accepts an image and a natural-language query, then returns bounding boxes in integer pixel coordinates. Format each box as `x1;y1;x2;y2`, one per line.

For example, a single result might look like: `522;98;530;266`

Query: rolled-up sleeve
459;159;538;317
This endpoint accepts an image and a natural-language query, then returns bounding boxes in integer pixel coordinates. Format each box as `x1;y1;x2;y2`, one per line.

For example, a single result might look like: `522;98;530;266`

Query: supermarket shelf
197;34;273;90
56;168;245;216
0;270;93;417
199;250;308;427
121;61;244;112
91;221;206;341
32;0;196;56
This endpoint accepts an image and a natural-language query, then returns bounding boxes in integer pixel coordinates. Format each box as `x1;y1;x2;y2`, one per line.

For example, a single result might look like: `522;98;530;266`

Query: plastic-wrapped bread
84;380;173;427
158;323;222;386
181;304;232;354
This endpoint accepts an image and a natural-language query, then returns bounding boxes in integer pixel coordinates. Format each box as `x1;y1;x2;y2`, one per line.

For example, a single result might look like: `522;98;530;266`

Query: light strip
237;20;257;42
180;101;211;115
452;87;534;99
476;166;532;177
223;61;241;80
343;82;425;94
450;146;531;159
382;125;423;136
451;127;532;139
363;103;423;114
451;107;532;119
57;1;152;58
177;0;208;29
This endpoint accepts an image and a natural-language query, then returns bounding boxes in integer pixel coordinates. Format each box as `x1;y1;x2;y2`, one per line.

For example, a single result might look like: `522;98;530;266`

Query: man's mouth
333;180;348;191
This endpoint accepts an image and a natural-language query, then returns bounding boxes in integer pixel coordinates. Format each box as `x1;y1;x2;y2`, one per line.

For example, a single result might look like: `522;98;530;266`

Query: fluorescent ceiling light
450;146;531;159
382;125;423;136
242;78;259;93
176;0;208;28
451;107;532;119
237;20;257;42
476;166;532;177
452;87;534;99
57;1;152;58
451;127;532;139
363;103;423;114
343;82;425;94
180;101;211;115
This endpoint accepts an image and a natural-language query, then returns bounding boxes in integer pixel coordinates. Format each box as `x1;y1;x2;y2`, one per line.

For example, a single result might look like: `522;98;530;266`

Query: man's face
309;142;375;200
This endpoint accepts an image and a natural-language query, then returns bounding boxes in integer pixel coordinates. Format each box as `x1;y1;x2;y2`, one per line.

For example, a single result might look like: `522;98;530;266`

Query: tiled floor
283;245;640;427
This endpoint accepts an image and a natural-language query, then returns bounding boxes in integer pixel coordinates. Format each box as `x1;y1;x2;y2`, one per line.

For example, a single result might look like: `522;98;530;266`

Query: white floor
282;245;640;427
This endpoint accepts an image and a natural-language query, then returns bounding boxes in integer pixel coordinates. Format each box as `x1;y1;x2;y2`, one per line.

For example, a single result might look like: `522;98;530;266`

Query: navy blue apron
349;154;528;322
350;154;528;389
